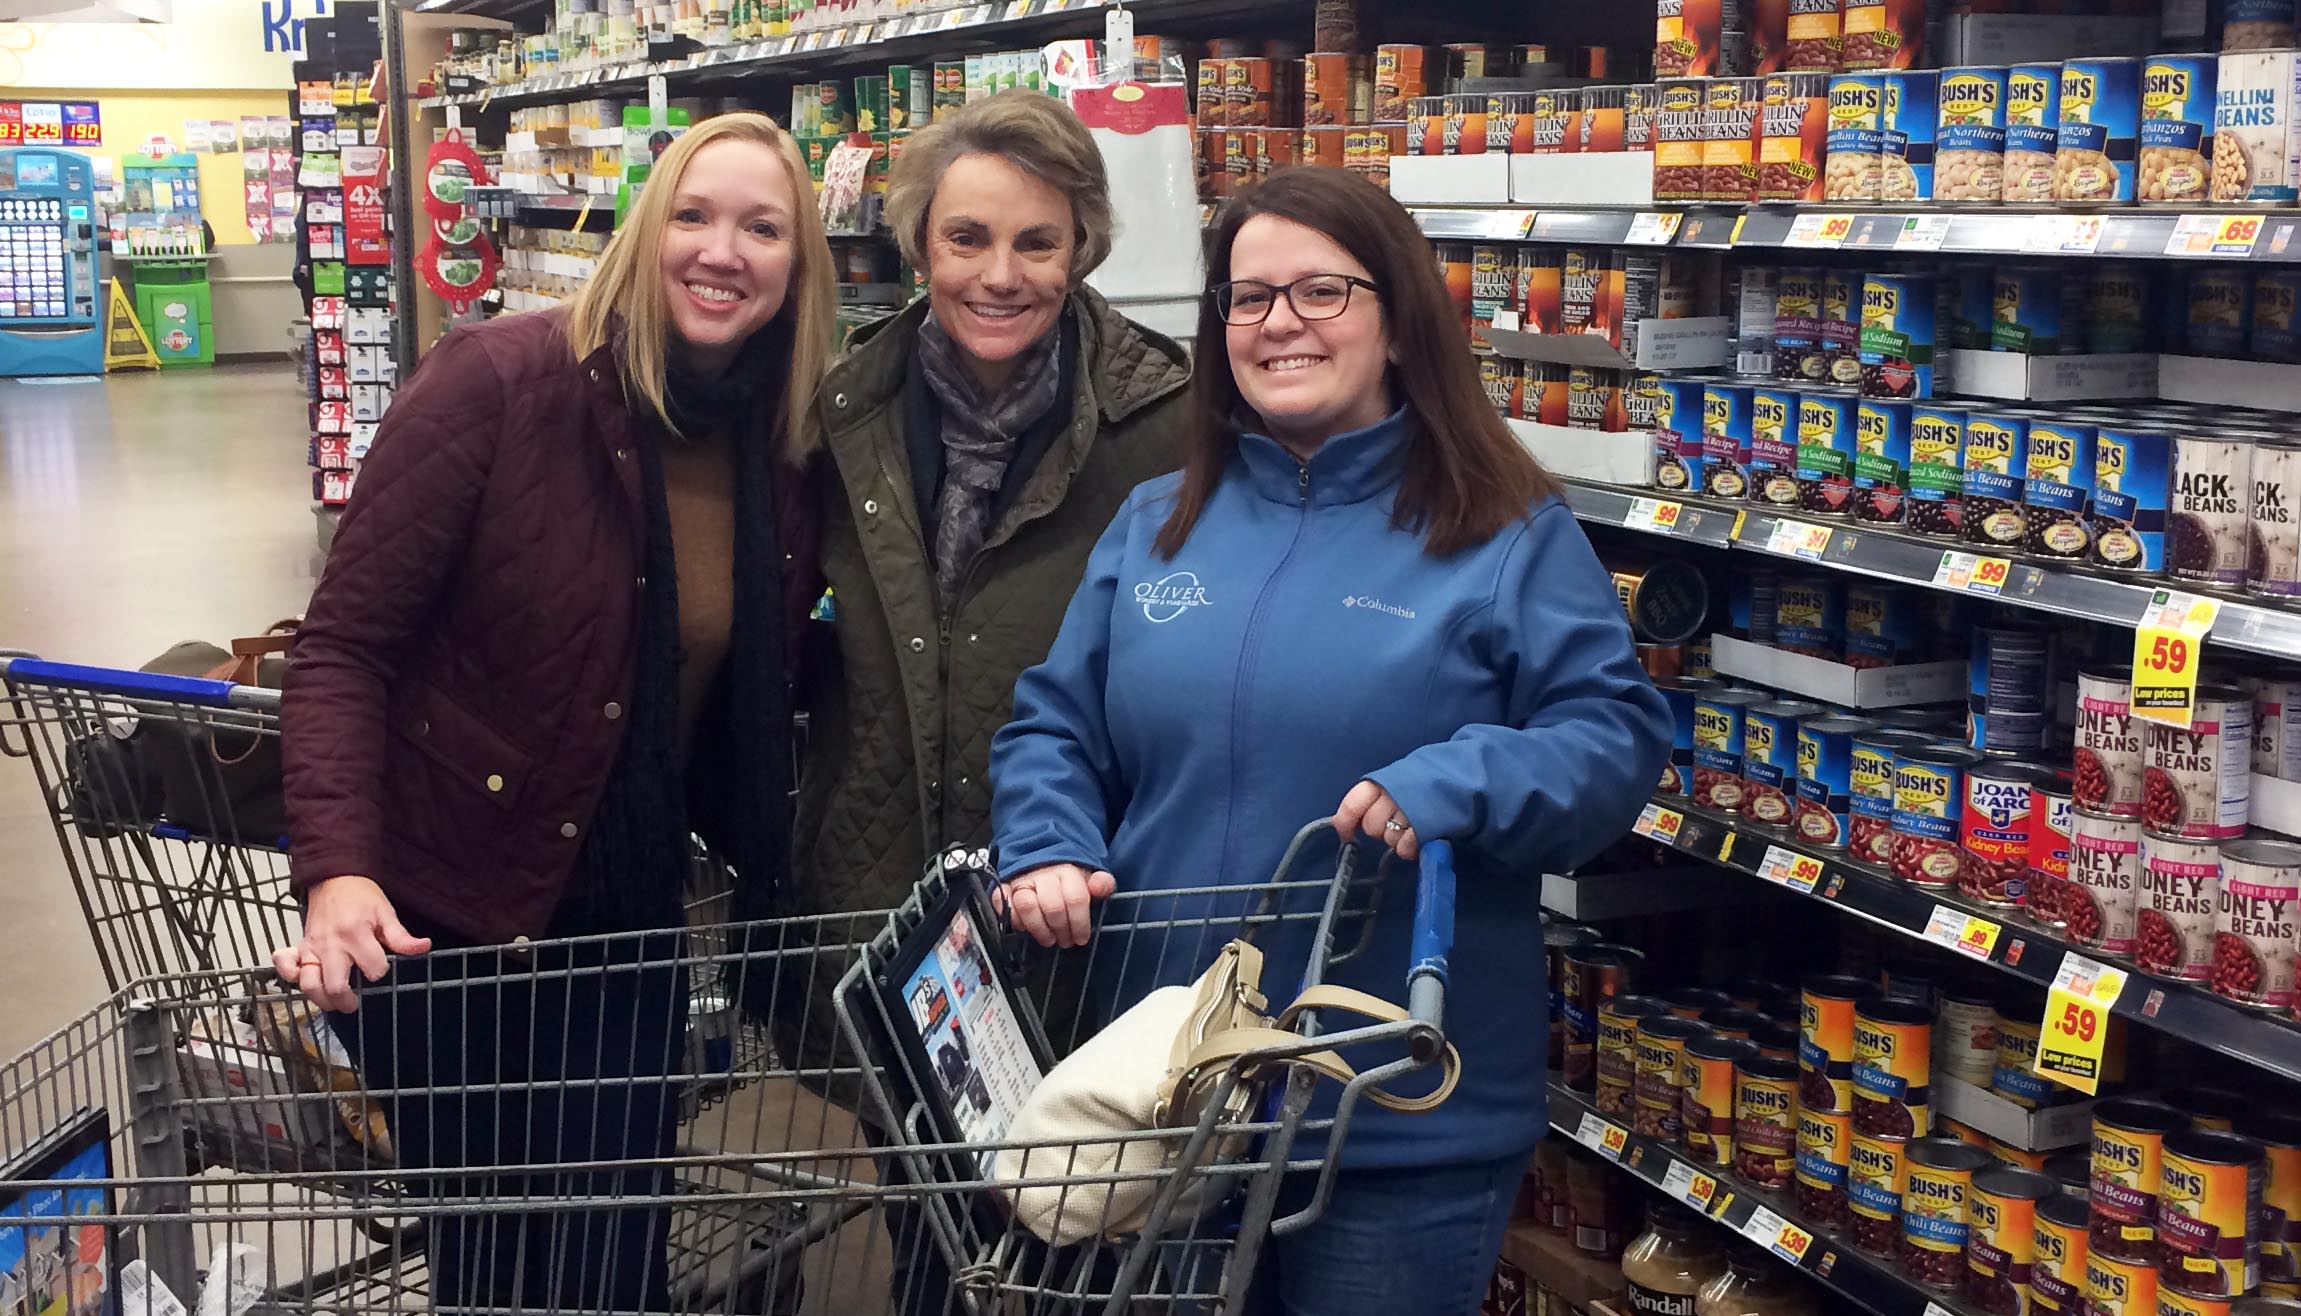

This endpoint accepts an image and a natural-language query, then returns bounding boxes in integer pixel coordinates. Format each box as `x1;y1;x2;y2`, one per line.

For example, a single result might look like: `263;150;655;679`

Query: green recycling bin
127;259;214;368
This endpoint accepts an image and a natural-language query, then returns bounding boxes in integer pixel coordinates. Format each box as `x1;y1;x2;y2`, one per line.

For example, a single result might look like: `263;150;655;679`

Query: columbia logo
1343;595;1417;620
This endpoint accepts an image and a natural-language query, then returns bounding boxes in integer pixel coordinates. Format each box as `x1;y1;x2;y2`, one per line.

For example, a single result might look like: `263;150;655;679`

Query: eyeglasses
1212;274;1382;326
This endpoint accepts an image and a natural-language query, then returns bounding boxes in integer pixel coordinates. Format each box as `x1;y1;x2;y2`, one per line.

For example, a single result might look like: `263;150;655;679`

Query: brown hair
1154;166;1557;559
884;89;1115;283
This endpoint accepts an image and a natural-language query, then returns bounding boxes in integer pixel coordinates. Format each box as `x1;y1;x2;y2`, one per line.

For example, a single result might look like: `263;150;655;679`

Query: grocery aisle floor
0;362;318;1054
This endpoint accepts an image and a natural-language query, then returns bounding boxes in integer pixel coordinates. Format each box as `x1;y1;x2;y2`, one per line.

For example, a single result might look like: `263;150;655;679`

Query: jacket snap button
589;368;602;382
967;634;979;644
834;393;848;408
863;499;879;515
412;719;429;736
513;935;532;946
604;702;623;720
960;775;971;788
560;822;578;839
909;636;926;652
486;774;505;793
616;448;629;460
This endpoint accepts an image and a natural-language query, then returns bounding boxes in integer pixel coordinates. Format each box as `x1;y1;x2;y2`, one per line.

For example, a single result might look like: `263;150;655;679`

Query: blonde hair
566;112;837;459
884;89;1114;283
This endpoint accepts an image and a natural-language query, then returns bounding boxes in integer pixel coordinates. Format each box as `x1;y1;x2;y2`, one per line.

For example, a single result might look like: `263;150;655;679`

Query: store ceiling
0;0;169;20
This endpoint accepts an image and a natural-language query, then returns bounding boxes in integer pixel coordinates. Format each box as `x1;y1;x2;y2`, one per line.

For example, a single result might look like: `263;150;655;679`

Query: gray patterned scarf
915;306;1065;606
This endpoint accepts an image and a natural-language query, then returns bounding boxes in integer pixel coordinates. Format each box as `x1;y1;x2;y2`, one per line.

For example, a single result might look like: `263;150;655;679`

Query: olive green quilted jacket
793;287;1191;919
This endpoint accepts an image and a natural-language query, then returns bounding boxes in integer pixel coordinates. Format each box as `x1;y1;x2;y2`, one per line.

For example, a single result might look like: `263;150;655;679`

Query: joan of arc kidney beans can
1856;398;1914;523
2212;835;2301;1010
2078;666;2147;818
2158;1129;2266;1295
1909;405;1966;537
1683;1033;1757;1168
1972;1167;2058;1314
1744;700;1820;829
1800;974;1879;1114
1854;729;1932;867
2170;432;2256;587
1861;271;1942;399
2026;418;2099;561
1967;410;2034;550
2138;831;2222;982
2092;1249;2162;1316
2034;779;2077;899
2094;427;2176;574
2094;1098;2194;1261
2143;686;2252;840
1853;996;1933;1138
1851;1130;1912;1256
2069;806;2145;956
1797;389;1861;515
1752;385;1803;507
2037;1190;2092;1316
1735;1053;1801;1188
1797;714;1875;849
1895;744;1985;886
1963;759;2053;909
1695;688;1767;811
1907;1138;1995;1292
1705;383;1758;500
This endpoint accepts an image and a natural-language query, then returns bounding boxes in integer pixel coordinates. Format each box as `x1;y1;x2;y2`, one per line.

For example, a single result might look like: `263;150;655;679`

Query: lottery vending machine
0;147;99;376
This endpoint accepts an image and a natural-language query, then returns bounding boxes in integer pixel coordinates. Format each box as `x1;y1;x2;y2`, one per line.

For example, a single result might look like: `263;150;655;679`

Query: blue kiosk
0;147;100;377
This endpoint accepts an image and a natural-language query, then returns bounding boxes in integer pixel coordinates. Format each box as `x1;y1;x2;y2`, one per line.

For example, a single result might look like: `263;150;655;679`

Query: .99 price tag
1933;550;2012;597
1625;497;1685;535
1786;213;1853;248
1633;803;1685;845
1759;845;1825;894
2132;590;2221;727
2036;951;2128;1095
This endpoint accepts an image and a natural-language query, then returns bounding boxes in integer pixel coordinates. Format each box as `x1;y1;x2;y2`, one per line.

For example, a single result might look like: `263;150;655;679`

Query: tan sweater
661;432;736;761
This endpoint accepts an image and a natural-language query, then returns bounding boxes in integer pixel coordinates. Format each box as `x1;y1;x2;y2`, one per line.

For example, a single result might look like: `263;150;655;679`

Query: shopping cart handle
1407;841;1455;1028
0;658;239;708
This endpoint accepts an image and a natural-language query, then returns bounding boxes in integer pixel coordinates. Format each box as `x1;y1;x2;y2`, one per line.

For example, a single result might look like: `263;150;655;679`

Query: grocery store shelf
1629;798;2301;1086
1539;865;1748;920
1548;1083;1977;1316
1561;481;2301;662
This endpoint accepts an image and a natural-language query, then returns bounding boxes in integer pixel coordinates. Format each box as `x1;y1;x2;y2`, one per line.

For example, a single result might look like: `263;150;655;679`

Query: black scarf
555;325;794;936
914;309;1066;607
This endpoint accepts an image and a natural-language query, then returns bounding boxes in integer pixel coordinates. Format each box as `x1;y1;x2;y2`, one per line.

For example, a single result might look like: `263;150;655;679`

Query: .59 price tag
2132;590;2221;727
1633;803;1685;845
1932;550;2012;597
1759;845;1825;894
2036;951;2129;1095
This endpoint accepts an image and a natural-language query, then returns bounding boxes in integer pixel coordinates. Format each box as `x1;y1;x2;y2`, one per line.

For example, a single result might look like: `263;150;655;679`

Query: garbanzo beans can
1972;1167;2059;1315
1851;1130;1913;1257
1906;1137;1997;1291
2090;1252;2161;1316
1855;996;1934;1138
2158;1128;2267;1295
1599;994;1669;1118
2093;1099;2194;1261
1802;974;1881;1113
1736;1054;1802;1189
2038;1191;2092;1316
1685;1033;1758;1168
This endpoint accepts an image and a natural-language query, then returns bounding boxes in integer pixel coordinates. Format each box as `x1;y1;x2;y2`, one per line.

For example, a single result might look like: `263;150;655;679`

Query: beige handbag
993;939;1460;1246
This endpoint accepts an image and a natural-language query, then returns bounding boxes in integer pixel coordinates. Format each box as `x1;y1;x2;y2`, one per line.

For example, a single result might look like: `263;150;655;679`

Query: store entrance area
0;359;315;1056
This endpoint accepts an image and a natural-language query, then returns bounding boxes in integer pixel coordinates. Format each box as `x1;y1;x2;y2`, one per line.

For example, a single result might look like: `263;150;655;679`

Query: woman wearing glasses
990;166;1670;1314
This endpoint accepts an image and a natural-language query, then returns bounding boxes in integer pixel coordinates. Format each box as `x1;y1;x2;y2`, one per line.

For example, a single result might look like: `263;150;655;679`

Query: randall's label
1628;1282;1700;1316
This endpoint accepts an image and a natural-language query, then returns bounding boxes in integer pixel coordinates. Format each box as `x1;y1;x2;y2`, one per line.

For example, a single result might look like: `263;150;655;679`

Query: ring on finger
1384;819;1407;833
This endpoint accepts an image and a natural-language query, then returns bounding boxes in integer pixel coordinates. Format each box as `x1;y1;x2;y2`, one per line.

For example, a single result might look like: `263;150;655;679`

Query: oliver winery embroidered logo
1135;571;1211;623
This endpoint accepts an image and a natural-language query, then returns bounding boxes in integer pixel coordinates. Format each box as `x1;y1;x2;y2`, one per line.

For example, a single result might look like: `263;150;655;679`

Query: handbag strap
1167;982;1464;1119
201;618;303;688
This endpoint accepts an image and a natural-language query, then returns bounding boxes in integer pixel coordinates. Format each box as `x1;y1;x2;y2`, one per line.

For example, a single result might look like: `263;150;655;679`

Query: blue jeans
1245;1149;1526;1316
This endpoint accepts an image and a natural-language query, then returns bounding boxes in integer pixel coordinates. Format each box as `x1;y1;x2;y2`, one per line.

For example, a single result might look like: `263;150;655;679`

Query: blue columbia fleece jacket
989;408;1671;1167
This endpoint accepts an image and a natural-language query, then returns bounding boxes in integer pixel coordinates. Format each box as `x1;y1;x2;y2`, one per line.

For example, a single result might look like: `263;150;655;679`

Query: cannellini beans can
2212;50;2301;203
2078;666;2146;817
2139;832;2222;982
2213;836;2301;1010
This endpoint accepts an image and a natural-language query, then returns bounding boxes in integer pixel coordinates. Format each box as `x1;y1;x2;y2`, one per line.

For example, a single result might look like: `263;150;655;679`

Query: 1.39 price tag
2036;951;2128;1094
1577;1111;1630;1160
1662;1160;1720;1213
2132;590;2221;727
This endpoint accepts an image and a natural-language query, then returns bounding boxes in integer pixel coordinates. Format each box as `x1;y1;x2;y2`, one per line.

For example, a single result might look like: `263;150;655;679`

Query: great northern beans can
1852;1130;1914;1256
1802;974;1881;1113
1972;1167;2059;1315
1685;1032;1758;1167
1896;744;1985;886
1597;994;1667;1117
2093;1098;2194;1260
1798;714;1875;849
2158;1128;2265;1295
1854;729;1932;867
1907;1138;1996;1291
2038;1190;2092;1316
1735;1054;1801;1188
1855;996;1934;1138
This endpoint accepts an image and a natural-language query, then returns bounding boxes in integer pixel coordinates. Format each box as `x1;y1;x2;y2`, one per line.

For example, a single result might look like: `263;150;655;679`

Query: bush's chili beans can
2094;1099;2195;1260
1548;920;1603;1065
1800;1106;1855;1225
1999;1141;2056;1172
1598;994;1668;1117
2143;687;2253;840
1695;689;1767;811
2170;432;2257;587
2248;437;2301;600
1703;1007;1773;1040
2079;666;2147;818
1854;996;1933;1138
1897;744;1987;886
2070;807;2146;957
1974;624;2055;756
1934;980;2000;1087
1801;974;1881;1113
2213;836;2301;1010
2164;1290;2236;1316
1854;730;1932;867
1853;1130;1914;1256
1745;700;1823;829
1684;1033;1757;1167
1798;714;1877;849
1667;987;1739;1020
1973;1167;2059;1315
1635;1014;1708;1141
1907;1138;1996;1291
1657;676;1702;797
1993;996;2055;1109
2092;1252;2163;1316
1964;760;2054;908
1563;943;1646;1090
2139;832;2223;982
2168;1089;2249;1135
1968;409;2035;549
2039;1191;2093;1316
2158;1129;2267;1296
2094;426;2177;574
1911;404;1967;537
1735;1053;1801;1188
2242;1114;2301;1285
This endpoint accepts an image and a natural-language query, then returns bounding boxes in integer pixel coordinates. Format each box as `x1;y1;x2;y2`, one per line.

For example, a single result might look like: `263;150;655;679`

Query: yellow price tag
572;196;595;231
1773;1220;1816;1263
1731;509;1748;541
2036;952;2128;1095
1633;803;1685;844
2215;214;2266;253
1601;1123;1630;1158
1662;1160;1719;1212
1760;845;1824;893
2131;591;2221;727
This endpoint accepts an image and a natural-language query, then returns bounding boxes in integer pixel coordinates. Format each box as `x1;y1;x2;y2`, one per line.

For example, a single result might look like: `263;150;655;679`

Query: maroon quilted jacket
282;309;821;944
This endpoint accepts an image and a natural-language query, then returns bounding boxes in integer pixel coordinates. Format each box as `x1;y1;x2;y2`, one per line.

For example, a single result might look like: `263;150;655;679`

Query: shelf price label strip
1764;518;1833;562
1922;904;2003;962
1632;802;1685;846
2131;590;2221;727
1933;550;2012;598
1660;1159;1721;1215
1624;496;1685;535
1759;844;1824;894
2036;951;2128;1095
1740;1204;1815;1265
1575;1111;1631;1161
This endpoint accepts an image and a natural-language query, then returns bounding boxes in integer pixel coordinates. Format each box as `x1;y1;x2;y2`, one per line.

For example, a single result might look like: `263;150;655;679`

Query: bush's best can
2091;1252;2161;1316
1684;1032;1757;1167
2037;1185;2092;1316
1938;66;2010;201
2157;1129;2266;1295
2025;418;2099;560
2140;55;2218;203
1895;744;1982;886
1854;729;1930;867
1735;1054;1801;1188
1861;271;1942;399
1906;1138;1995;1291
1850;1130;1911;1256
1705;383;1758;500
2092;1098;2194;1261
1967;411;2034;549
1854;996;1933;1138
1856;397;1914;523
2093;426;2176;573
1972;1167;2059;1316
1801;973;1879;1114
1695;688;1767;811
1797;714;1873;849
1909;404;1965;537
2007;62;2063;201
2058;58;2142;202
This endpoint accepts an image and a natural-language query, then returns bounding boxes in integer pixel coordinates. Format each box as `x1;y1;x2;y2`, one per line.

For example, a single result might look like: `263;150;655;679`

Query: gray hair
883;89;1114;283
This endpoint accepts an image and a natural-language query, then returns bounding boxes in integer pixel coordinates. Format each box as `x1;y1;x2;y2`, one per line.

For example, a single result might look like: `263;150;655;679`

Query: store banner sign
0;105;23;148
21;103;62;145
340;146;388;265
61;104;99;147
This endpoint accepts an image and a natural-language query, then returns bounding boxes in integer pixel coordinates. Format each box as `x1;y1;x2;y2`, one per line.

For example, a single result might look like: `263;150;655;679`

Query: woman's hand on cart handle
998;863;1116;949
1334;780;1419;861
271;875;433;1013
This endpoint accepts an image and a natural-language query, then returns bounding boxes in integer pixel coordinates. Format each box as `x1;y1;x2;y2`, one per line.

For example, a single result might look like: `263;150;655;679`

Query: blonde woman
273;112;836;1312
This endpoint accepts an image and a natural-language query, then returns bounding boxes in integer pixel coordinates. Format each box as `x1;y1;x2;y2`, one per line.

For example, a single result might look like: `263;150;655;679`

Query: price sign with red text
1760;845;1825;894
1742;1206;1815;1264
20;103;60;145
1576;1111;1630;1161
1932;550;2012;597
1765;519;1834;562
2168;213;2266;257
1625;497;1685;535
1662;1160;1720;1213
0;104;23;148
2132;590;2221;727
1633;803;1685;845
1786;213;1853;248
2037;951;2128;1094
1923;905;2003;962
61;103;99;146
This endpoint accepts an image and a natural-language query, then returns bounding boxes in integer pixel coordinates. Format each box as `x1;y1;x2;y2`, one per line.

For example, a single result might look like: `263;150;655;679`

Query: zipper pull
1298;462;1311;503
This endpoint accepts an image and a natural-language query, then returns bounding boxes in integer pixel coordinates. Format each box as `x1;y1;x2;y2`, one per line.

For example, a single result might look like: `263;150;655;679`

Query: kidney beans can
2038;1191;2092;1316
2026;418;2099;560
1963;760;2051;909
2249;438;2301;599
2078;666;2147;817
2070;807;2146;957
1861;271;1942;399
2058;58;2142;202
2158;1129;2265;1295
1896;745;1984;886
2243;1113;2301;1283
1909;404;1966;537
1797;389;1861;515
2094;427;2176;574
1907;1138;1995;1291
2139;832;2222;983
1684;1032;1757;1167
1973;1167;2058;1314
2211;50;2301;204
1797;715;1874;849
1744;700;1816;829
1801;974;1879;1114
1705;383;1758;500
1854;996;1933;1138
1736;1054;1801;1188
2092;1252;2163;1316
2093;1098;2194;1261
1657;676;1702;797
2170;433;2256;587
1852;1130;1914;1256
2034;780;2077;894
1799;1105;1855;1225
1597;993;1666;1117
1967;410;2034;549
1695;689;1766;811
1854;729;1932;868
1856;397;1914;523
1846;585;1917;670
2143;686;2252;840
1635;1013;1707;1142
1973;624;2055;756
2007;62;2064;202
2213;836;2301;1010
